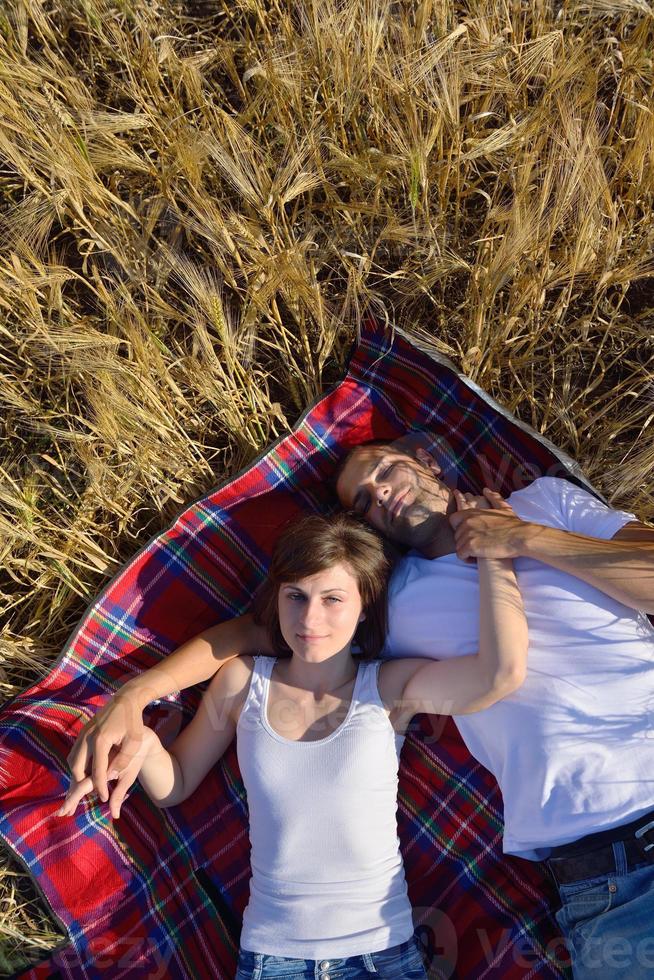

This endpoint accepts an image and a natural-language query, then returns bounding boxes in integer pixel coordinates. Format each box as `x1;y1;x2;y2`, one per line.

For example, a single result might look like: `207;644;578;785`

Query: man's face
335;442;453;548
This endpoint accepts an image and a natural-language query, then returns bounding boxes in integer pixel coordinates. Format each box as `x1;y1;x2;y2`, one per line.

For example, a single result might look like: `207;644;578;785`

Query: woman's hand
58;726;158;820
450;488;493;562
452;488;493;511
67;687;148;807
449;488;526;560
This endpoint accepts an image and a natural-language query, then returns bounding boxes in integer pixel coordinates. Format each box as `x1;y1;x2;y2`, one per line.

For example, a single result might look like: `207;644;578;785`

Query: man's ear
415;447;441;475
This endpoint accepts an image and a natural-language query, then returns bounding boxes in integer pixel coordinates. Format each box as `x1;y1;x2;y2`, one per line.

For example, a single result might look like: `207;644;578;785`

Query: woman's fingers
483;487;512;509
453;488;469;511
454;488;502;512
455;489;491;511
56;768;125;818
104;742;145;818
107;736;156;818
92;736;113;803
67;725;92;783
55;775;94;817
452;495;476;562
108;774;132;820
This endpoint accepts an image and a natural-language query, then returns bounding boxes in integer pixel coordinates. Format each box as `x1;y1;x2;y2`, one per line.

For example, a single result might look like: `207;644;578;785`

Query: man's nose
375;481;391;507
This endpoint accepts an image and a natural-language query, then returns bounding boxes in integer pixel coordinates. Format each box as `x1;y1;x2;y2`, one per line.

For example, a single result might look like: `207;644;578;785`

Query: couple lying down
58;438;654;979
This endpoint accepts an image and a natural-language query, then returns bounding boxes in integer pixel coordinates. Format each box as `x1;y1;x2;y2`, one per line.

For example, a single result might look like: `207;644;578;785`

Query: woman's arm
137;656;253;807
384;491;528;724
399;558;527;715
67;614;269;806
58;656;254;817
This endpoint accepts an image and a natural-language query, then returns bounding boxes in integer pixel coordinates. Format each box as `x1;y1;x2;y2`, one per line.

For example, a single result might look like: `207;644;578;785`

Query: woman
58;491;527;979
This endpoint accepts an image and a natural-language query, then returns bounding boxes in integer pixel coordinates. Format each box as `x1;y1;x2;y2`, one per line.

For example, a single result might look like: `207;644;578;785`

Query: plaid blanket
0;315;590;979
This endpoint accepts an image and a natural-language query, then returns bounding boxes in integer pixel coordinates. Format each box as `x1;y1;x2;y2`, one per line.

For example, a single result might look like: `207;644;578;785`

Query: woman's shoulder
222;654;254;670
207;655;256;698
203;656;260;726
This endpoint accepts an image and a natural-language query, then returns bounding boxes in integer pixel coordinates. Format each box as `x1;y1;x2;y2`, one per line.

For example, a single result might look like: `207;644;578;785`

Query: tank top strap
242;654;277;717
354;659;384;708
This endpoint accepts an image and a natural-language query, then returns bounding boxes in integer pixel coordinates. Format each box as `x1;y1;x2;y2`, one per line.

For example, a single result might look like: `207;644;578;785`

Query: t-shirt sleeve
381;560;413;659
380;635;395;659
536;477;637;539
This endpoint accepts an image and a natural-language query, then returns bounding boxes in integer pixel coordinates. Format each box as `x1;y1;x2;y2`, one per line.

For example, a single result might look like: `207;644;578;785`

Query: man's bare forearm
520;524;654;613
120;613;270;708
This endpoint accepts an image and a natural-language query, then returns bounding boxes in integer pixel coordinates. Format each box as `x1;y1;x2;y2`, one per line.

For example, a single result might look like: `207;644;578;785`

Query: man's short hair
329;438;391;493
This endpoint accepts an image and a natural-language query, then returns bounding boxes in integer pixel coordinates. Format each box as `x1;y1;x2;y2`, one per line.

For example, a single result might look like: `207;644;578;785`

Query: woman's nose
300;599;323;627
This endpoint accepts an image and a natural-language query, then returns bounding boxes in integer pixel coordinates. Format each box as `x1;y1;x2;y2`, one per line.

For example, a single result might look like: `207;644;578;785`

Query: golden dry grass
0;0;653;969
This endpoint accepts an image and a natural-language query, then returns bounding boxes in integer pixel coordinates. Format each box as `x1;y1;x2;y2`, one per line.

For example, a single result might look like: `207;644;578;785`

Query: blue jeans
235;936;427;979
554;842;654;979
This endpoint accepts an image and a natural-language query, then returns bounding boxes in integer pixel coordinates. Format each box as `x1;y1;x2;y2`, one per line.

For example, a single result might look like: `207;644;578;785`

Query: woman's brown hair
252;512;390;659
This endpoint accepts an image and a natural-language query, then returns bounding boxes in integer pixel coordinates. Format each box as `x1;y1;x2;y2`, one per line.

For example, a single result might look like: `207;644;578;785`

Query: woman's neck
277;649;358;700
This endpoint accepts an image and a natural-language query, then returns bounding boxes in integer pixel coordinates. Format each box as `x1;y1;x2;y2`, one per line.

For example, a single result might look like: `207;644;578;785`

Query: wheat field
0;0;653;970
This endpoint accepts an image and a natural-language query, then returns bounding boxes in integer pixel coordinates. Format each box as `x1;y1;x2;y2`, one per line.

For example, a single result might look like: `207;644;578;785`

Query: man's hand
67;688;147;808
449;488;527;560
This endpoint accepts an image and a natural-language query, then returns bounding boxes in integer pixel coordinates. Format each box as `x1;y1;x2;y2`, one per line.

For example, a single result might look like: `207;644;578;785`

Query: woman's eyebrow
282;585;349;594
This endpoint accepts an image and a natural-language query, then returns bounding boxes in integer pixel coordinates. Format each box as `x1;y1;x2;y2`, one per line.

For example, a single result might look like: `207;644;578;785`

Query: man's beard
387;483;449;548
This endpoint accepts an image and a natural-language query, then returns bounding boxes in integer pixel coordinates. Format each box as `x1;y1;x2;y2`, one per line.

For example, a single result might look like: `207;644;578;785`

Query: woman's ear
358;612;366;623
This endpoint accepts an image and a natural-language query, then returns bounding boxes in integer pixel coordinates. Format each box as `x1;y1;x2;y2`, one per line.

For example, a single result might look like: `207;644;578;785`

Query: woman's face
277;561;365;662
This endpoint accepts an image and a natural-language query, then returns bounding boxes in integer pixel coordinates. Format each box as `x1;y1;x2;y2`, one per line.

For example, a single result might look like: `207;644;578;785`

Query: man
67;438;654;978
334;439;654;979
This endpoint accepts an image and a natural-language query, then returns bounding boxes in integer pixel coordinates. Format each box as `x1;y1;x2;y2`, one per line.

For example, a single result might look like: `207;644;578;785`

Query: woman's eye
325;596;341;603
288;593;304;601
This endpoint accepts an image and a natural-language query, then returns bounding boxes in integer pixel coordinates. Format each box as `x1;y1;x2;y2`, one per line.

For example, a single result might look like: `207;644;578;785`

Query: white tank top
236;656;415;958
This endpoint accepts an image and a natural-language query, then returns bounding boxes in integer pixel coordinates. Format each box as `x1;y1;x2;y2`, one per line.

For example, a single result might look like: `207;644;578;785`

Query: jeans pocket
236;948;260;980
370;938;427;979
556;876;614;934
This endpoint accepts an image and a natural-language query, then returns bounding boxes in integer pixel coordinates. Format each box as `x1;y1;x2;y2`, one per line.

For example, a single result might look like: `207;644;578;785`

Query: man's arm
68;612;272;804
59;658;253;818
118;613;271;708
451;509;654;614
520;520;654;613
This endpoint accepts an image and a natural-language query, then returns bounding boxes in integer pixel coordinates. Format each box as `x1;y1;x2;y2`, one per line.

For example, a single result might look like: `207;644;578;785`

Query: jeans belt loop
635;819;654;852
253;952;264;980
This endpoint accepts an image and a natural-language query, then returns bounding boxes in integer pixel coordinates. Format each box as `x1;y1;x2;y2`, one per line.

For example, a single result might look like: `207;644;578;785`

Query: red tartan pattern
0;317;582;979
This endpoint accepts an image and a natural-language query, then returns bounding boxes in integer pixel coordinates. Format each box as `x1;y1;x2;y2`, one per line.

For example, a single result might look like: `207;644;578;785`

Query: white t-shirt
384;477;654;859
